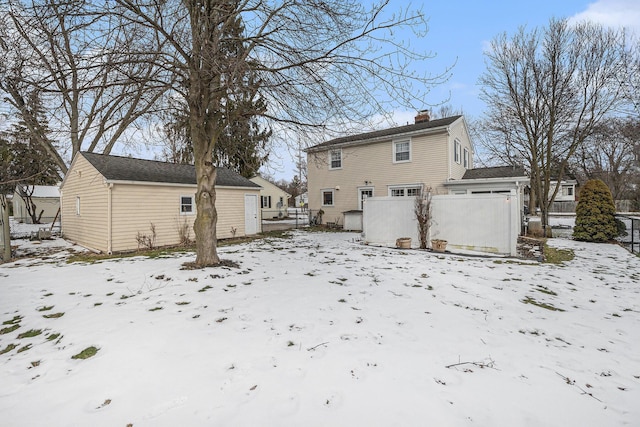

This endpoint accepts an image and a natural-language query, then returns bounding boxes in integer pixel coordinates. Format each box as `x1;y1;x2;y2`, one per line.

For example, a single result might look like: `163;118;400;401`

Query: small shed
343;210;363;231
60;152;262;253
13;185;60;224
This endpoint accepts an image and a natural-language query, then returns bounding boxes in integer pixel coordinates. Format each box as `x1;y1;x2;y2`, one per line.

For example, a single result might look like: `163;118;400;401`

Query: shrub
414;191;432;249
136;223;157;250
573;179;617;242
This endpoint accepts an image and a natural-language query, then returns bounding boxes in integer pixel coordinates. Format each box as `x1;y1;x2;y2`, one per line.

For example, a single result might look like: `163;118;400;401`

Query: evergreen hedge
573;179;617;242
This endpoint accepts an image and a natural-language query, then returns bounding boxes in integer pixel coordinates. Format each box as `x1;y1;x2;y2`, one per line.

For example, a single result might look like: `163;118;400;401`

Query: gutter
103;180;260;191
444;176;530;186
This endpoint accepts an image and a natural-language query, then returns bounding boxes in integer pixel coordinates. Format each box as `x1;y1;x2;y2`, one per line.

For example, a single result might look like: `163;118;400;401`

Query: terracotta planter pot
431;239;447;252
396;237;411;249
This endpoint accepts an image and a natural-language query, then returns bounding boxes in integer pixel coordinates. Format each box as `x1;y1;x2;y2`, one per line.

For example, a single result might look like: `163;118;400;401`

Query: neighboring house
550;178;578;202
249;175;291;219
295;192;308;210
13;185;60;224
306;113;473;228
60;152;262;253
547;177;579;213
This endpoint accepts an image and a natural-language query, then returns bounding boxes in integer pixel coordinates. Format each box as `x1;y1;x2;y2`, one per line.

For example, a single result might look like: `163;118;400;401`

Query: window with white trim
389;185;422;197
393;139;411;163
322;189;335;206
391;188;405;197
463;147;469;168
76;196;81;216
180;195;195;214
261;195;272;208
329;149;342;169
561;186;574;197
454;139;461;164
406;187;421;197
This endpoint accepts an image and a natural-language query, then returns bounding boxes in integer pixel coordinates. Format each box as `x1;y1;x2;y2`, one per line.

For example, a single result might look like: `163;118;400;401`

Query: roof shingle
307;115;462;150
462;165;528;180
80;152;260;188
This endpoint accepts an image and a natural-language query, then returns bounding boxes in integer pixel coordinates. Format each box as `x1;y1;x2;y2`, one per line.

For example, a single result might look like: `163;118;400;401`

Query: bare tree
0;0;171;173
113;0;449;266
574;118;640;200
479;18;624;227
619;31;640;117
414;191;432;249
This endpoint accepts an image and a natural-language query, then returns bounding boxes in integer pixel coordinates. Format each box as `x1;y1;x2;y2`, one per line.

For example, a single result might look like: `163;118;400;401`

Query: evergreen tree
573;179;618;242
161;13;271;179
1;90;61;224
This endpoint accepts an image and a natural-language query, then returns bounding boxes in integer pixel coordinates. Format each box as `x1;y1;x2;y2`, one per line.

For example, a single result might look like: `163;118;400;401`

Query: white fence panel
362;197;416;246
363;192;520;256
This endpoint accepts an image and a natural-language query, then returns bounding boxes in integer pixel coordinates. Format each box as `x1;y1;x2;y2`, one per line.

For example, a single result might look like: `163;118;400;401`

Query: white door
358;187;374;210
244;194;259;235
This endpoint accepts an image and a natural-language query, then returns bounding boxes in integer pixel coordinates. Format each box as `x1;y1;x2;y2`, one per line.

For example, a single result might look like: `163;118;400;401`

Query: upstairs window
329;150;342;169
394;140;411;163
561;186;574;197
454;139;461;164
463;147;469;168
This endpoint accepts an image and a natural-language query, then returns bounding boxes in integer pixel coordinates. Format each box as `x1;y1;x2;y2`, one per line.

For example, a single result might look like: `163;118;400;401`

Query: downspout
446;127;452;180
107;182;113;254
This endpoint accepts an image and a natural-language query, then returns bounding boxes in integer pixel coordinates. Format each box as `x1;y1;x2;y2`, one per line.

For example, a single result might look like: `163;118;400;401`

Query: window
463;147;469;168
389;185;421;197
561;186;574;197
322;189;334;206
406;187;421;197
393;139;411;163
358;188;373;210
329;150;342;169
180;195;194;214
454;139;461;164
261;195;271;208
76;196;81;216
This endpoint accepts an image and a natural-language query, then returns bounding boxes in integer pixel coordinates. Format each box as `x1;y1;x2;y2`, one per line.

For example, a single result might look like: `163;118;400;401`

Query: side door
244;194;259;235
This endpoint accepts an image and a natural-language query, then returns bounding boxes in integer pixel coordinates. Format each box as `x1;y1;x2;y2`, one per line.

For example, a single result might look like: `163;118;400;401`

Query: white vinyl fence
362;192;521;256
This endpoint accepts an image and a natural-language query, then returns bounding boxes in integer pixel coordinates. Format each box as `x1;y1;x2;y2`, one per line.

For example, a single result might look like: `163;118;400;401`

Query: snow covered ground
1;231;639;426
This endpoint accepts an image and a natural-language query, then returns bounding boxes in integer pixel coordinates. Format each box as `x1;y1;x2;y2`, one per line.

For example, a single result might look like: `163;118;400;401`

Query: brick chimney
415;110;430;124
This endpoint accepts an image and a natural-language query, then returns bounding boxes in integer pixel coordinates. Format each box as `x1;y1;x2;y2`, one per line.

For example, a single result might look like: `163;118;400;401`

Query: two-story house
306;113;473;228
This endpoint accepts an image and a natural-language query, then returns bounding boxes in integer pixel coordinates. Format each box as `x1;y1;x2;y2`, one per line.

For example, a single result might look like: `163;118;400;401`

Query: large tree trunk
191;122;220;266
193;162;219;266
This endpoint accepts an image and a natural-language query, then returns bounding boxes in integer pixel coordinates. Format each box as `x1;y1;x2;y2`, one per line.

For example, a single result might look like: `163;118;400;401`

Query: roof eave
445;176;530;186
305;123;452;153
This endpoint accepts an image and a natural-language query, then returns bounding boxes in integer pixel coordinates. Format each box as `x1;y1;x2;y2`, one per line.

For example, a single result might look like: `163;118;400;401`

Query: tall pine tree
2;90;61;224
161;13;271;179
